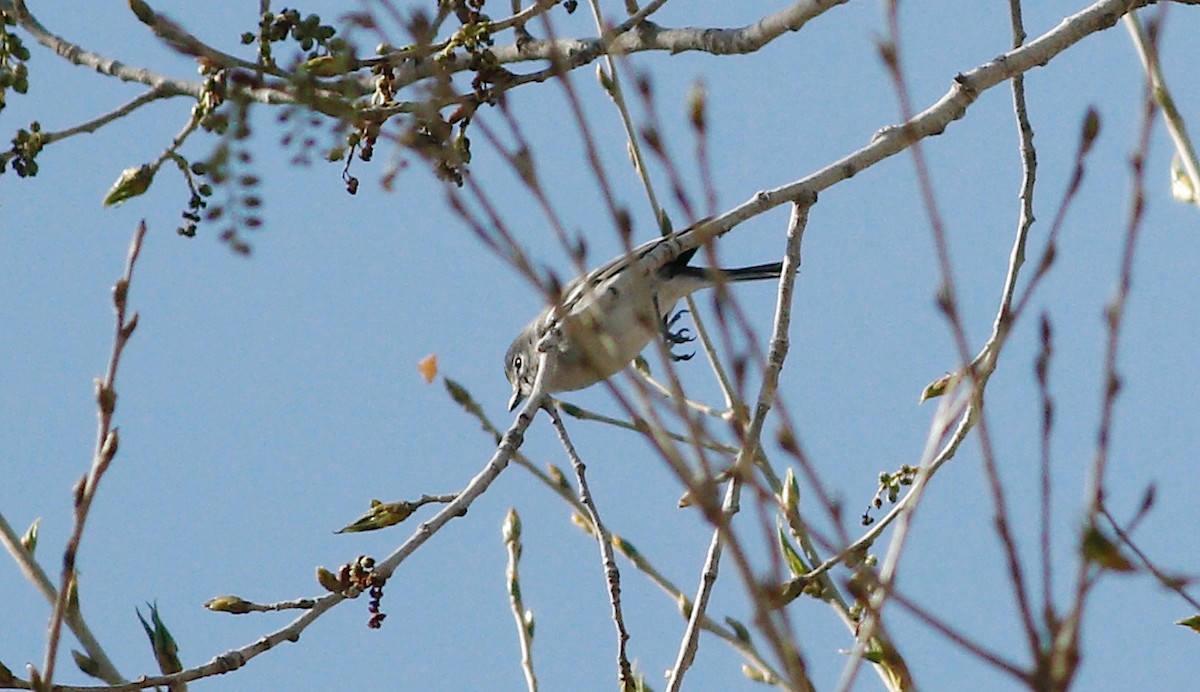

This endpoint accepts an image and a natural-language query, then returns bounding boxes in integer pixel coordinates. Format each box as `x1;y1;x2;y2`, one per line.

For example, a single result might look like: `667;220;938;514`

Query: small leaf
103;165;155;207
570;512;594;536
676;594;692;618
777;524;807;578
611;534;638;559
919;372;955;403
688;80;707;132
1079;107;1101;153
1081;525;1136;572
443;377;472;407
71;650;101;679
300;55;349;77
204;594;254;614
595;65;614;94
546;464;568;490
502;508;522;544
1176;614;1200;633
741;664;770;683
781;468;800;514
136;602;181;675
127;0;156;25
1170;153;1197;204
725;616;752;644
316;567;344;593
20;518;40;554
417;354;438;384
336;500;417;533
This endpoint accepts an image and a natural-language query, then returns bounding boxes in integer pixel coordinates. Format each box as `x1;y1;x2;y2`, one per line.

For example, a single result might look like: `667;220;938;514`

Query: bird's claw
663;309;696;361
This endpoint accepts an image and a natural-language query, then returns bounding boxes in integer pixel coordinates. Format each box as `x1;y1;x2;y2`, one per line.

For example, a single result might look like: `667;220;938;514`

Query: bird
504;227;782;410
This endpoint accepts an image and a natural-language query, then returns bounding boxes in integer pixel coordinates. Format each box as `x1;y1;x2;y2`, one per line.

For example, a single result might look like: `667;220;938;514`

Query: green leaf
919;372;956;403
1081;525;1136;572
205;594;255;613
1170;153;1197;204
777;524;807;578
336;498;417;533
724;616;752;644
20;517;39;554
71;650;101;679
103;165;154;207
1176;614;1200;633
128;0;157;25
781;468;800;514
136;602;181;675
741;664;770;683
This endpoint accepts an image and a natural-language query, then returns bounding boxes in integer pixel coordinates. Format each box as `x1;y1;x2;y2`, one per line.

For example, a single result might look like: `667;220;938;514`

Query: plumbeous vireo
504;223;782;410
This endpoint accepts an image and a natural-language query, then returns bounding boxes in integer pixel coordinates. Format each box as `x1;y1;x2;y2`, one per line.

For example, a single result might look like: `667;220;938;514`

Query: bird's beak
507;386;525;412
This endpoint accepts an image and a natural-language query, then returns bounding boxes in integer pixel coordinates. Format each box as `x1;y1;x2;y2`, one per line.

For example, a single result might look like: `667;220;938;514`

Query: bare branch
42;221;148;688
670;201;823;691
0;513;124;685
545;406;633;687
10;0;197;96
1124;10;1200;210
443;379;788;686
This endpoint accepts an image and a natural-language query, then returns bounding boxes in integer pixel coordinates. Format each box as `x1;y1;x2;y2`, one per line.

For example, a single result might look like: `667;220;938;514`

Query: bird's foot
663;309;696;361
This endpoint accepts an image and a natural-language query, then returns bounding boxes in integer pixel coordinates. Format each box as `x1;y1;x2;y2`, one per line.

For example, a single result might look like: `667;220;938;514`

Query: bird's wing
556;220;720;314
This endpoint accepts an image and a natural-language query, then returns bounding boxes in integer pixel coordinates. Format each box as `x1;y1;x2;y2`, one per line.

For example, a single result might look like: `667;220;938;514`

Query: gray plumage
504;229;781;410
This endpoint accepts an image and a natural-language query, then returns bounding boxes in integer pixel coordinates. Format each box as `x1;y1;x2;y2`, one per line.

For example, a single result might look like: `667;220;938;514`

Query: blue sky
3;1;1200;690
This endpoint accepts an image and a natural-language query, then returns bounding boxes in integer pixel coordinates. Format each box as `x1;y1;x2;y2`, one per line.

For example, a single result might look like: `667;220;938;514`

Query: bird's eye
512;355;523;372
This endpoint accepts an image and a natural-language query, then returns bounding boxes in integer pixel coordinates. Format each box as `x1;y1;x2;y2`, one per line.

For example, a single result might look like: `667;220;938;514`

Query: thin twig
584;0;666;220
204;595;317;614
1059;17;1161;687
839;2;961;685
1087;23;1156;542
689;79;718;217
780;383;972;595
56;357;557;690
442;378;788;686
568;9;815;685
1035;313;1056;624
503;509;538;692
577;0;753;525
666;474;741;691
835;374;973;692
42;221;148;688
1072;5;1160;604
544;405;633;688
556;401;739;455
1100;505;1200;612
620;67;745;417
1124;9;1200;210
6;0;285;104
711;0;1193;235
0;86;174;168
632;368;732;419
887;588;1029;682
1002;0;1060;630
674;202;818;692
0;513;124;684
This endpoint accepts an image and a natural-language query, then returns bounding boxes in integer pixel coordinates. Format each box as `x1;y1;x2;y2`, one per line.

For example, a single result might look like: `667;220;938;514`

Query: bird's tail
682;262;784;283
727;262;784;281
